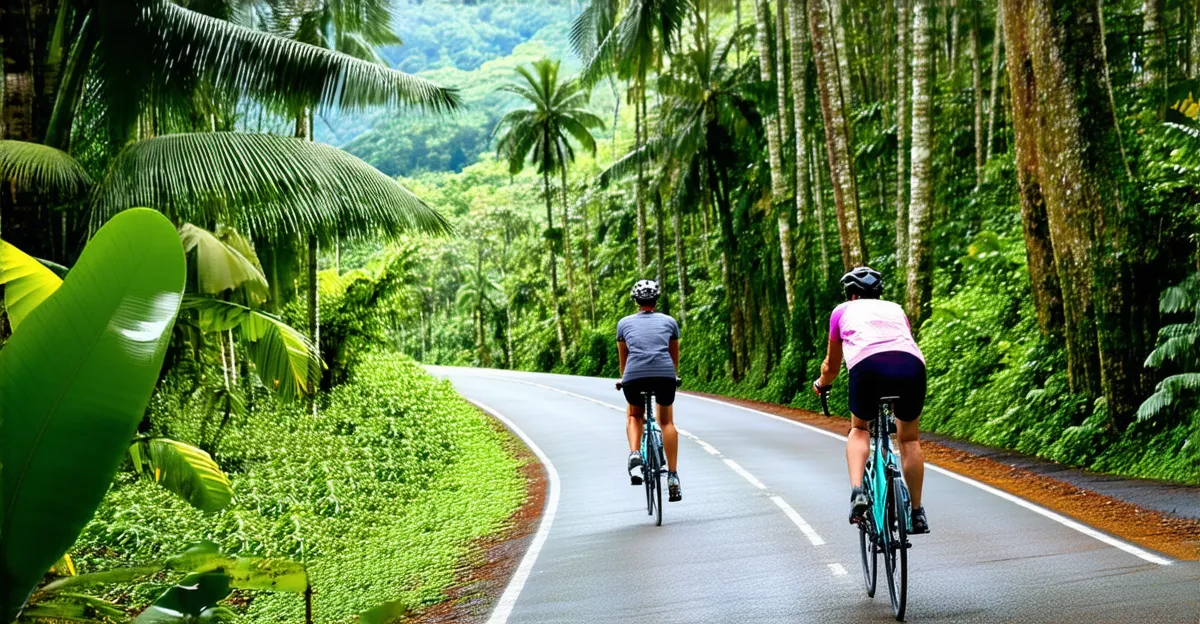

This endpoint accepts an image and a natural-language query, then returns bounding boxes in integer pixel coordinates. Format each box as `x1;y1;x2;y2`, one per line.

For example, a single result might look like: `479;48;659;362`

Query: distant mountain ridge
320;0;593;176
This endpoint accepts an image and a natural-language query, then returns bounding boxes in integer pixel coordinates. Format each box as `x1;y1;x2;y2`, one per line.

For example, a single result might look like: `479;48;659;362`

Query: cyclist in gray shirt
617;279;683;502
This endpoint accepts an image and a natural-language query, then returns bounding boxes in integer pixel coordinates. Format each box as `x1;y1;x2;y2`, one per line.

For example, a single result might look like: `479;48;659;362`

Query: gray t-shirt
617;311;680;382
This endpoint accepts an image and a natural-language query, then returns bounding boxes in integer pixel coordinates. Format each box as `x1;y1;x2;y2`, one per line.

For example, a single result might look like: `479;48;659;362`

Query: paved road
431;367;1200;624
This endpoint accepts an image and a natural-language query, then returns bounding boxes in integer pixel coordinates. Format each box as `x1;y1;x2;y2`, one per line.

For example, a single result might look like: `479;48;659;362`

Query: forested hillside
387;0;1200;484
323;0;613;175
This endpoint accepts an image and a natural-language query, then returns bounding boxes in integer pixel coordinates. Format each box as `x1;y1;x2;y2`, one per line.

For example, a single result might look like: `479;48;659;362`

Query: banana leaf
0;208;186;621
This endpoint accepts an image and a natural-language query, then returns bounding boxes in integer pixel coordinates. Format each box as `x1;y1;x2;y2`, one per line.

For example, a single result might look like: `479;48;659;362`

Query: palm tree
493;59;604;364
0;0;457;262
572;0;692;272
601;32;759;379
456;244;502;367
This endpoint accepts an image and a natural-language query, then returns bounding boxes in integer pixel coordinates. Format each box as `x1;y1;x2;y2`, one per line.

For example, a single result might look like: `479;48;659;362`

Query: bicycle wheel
883;479;908;621
858;516;878;597
654;467;663;526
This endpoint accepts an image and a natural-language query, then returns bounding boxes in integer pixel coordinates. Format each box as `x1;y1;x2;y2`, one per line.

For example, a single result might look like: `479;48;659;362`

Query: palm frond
91;132;450;243
0;239;63;332
1137;373;1200;421
179;224;270;303
0;140;92;203
184;295;323;401
96;0;457;139
142;438;233;512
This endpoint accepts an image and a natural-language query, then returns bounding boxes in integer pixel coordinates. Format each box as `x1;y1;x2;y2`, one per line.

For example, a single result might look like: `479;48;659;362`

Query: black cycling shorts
847;351;927;422
621;377;677;407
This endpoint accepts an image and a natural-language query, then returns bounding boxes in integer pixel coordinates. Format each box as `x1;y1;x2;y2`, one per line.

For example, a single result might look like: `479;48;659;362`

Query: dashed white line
828;563;848;576
682;392;1176;566
771;496;826;546
723;458;767;490
469;400;561;624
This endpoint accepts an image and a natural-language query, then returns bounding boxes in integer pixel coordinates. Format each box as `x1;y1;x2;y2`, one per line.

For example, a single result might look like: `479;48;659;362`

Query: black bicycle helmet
841;266;883;299
631;279;661;303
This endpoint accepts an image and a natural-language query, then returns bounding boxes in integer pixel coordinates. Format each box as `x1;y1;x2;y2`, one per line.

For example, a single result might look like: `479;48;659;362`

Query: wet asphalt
431;367;1200;624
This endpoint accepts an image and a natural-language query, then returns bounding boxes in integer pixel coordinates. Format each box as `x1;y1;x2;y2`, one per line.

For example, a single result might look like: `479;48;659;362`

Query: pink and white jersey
829;299;925;370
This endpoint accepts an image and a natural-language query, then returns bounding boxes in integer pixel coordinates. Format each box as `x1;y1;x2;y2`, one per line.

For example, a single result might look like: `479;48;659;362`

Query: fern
1138;272;1200;421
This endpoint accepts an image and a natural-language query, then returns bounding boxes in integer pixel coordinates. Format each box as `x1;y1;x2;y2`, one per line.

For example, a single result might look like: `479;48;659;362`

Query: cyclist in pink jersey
814;266;930;534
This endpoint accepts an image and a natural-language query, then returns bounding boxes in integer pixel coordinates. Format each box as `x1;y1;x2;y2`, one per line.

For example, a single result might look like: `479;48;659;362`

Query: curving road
430;367;1200;624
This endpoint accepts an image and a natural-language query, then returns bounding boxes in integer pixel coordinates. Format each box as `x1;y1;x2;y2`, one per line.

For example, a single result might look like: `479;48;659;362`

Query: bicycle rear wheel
858;517;878;597
883;479;908;621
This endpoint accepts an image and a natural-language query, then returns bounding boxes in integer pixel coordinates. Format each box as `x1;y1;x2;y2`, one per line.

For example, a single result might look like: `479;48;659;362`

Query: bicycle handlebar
615;377;683;392
812;380;832;417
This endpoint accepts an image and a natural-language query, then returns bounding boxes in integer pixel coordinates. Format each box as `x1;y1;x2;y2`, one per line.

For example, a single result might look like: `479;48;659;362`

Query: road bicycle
615;378;680;526
816;386;911;621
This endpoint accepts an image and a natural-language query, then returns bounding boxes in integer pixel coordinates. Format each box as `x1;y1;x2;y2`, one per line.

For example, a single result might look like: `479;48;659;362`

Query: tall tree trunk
295;109;321;404
654;184;670;315
986;1;1004;163
809;137;832;281
1191;0;1200;79
809;0;866;269
906;0;935;324
709;157;746;380
1026;0;1146;424
559;162;580;337
776;0;795;146
896;0;912;275
1002;0;1064;338
829;0;856;117
755;0;797;314
788;0;813;286
635;85;649;272
971;0;984;187
581;197;597;325
672;194;689;325
543;169;569;364
1142;0;1166;115
949;0;960;67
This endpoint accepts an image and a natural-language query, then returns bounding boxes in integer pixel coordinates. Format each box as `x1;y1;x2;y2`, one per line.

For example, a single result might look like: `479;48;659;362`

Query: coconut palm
0;0;457;262
493;59;604;364
572;0;692;272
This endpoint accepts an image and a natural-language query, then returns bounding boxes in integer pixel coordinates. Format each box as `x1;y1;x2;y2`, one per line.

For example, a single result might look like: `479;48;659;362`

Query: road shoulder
689;391;1200;561
405;414;549;624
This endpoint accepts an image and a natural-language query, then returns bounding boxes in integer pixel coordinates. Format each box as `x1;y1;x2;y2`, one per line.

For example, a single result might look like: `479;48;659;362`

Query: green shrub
76;352;526;622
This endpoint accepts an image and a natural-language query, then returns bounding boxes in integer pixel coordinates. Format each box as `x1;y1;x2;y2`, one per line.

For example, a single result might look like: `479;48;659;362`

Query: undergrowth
74;352;526;622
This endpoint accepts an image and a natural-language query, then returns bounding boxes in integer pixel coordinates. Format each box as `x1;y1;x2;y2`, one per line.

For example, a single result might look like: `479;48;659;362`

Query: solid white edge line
684;392;1176;566
924;465;1173;566
723;458;767;489
470;399;563;624
828;563;848;576
771;495;826;546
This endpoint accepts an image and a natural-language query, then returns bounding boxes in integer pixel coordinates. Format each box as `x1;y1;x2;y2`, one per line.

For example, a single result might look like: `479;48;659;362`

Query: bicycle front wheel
654;469;663;526
859;518;878;597
883;479;908;621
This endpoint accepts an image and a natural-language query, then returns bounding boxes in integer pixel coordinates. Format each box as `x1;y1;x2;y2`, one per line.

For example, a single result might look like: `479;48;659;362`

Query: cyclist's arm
668;339;680;372
818;337;843;387
618;340;629;377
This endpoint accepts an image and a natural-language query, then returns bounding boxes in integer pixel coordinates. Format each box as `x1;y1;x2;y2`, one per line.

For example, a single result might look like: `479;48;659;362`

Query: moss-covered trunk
1026;0;1147;425
895;0;911;276
755;0;796;314
808;0;865;270
906;0;935;324
1002;0;1063;338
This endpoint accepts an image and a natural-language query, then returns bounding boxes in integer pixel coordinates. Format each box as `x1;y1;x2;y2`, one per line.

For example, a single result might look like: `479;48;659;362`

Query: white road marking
469;400;562;624
724;458;767;489
828;563;848;576
684;393;1176;566
771;496;826;546
925;465;1173;566
480;377;829;549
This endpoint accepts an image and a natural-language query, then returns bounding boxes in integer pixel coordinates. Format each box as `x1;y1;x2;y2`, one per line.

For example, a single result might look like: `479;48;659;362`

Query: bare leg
896;418;925;508
626;404;645;453
846;415;871;487
659;404;678;472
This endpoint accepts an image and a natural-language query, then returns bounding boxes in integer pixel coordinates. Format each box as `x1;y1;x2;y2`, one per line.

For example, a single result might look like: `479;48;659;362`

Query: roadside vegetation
388;0;1200;486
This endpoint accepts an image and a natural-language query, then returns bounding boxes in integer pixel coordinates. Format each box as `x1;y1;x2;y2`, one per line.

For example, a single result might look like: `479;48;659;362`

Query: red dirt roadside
690;391;1200;561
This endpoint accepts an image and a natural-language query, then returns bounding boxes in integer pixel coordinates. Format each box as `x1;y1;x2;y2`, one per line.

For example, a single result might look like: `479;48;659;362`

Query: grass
73;352;527;622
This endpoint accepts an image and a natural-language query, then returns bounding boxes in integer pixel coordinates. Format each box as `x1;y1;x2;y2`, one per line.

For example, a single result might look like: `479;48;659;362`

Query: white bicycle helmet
631;279;661;302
